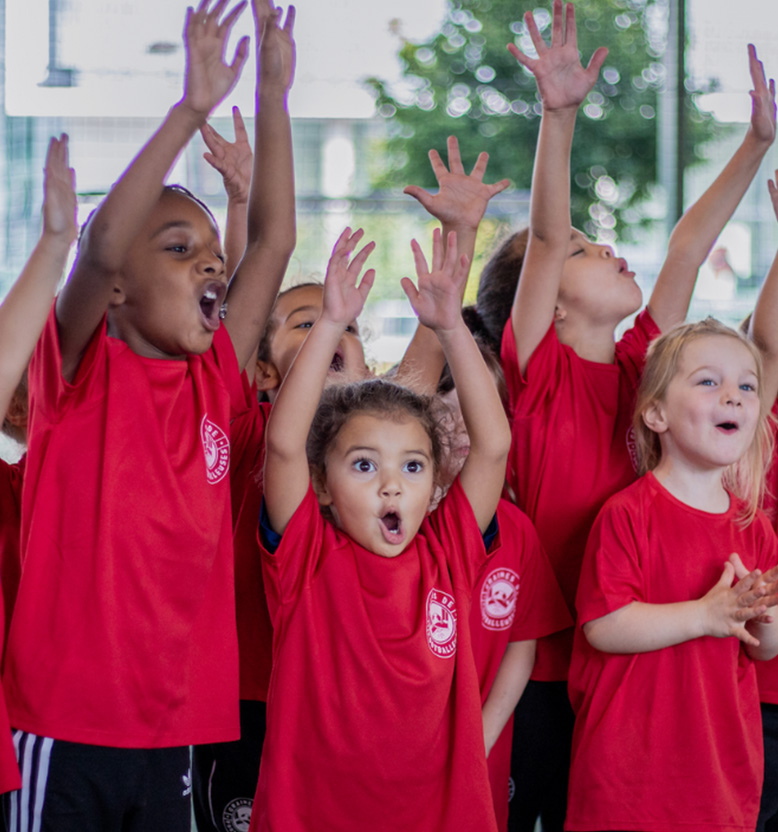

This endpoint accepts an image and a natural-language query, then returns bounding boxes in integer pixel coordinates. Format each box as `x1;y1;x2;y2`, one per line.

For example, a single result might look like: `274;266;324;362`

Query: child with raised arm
188;4;297;830
253;227;510;831
744;169;778;832
472;4;776;829
1;1;294;827
0;134;78;801
567;318;778;831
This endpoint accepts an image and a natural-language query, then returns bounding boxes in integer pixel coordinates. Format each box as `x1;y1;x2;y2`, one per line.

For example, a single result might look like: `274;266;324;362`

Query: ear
311;468;333;507
254;359;281;393
642;400;668;435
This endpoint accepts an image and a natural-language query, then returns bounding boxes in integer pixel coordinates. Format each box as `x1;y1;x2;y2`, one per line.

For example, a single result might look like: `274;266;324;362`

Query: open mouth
716;422;738;433
618;258;634;277
380;510;404;544
199;281;227;331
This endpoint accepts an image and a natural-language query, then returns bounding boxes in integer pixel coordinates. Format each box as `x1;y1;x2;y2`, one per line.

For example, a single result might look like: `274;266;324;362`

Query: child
744;169;778;832
0;134;78;802
2;1;291;827
252;227;511;831
189;3;297;830
476;4;776;828
566;319;778;831
436;331;572;832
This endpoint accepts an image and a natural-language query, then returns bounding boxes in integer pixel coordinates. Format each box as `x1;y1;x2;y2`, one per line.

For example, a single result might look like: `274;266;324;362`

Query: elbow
582;619;620;654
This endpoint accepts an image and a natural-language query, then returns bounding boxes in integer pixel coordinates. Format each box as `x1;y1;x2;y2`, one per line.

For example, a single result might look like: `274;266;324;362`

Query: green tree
366;0;720;238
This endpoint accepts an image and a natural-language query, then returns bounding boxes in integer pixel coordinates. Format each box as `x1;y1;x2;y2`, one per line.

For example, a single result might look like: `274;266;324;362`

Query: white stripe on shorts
8;731;54;832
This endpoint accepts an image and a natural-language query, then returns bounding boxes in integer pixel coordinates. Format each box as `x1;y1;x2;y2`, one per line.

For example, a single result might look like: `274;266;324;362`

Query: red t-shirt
567;473;777;832
501;310;659;680
253;479;497;832
229;395;273;701
4;308;245;748
470;499;571;832
0;460;23;793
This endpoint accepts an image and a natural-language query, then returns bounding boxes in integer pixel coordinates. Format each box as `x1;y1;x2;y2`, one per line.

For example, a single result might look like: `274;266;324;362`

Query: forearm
393;323;445;394
437;320;510;464
79;103;205;274
583;600;707;654
650;130;773;330
750;252;778;405
0;232;72;411
224;197;248;278
482;640;535;756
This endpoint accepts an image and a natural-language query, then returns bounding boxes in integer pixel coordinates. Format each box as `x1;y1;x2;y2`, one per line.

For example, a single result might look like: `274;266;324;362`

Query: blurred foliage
365;0;722;239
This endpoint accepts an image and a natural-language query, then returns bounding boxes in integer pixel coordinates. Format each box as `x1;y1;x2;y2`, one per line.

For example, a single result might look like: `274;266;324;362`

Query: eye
697;378;715;387
167;245;187;254
215;252;226;264
404;459;424;474
740;382;756;392
294;320;314;330
569;248;584;257
352;458;375;473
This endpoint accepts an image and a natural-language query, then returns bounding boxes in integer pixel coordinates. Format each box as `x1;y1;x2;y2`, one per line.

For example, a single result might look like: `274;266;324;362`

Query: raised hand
508;0;607;111
747;44;776;145
42;134;78;244
404;136;510;231
322;228;376;326
182;0;250;118
201;107;253;202
402;229;469;333
769;170;778;220
254;0;296;95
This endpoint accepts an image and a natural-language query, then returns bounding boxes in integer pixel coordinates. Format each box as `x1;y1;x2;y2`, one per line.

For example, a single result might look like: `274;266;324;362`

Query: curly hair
307;378;446;491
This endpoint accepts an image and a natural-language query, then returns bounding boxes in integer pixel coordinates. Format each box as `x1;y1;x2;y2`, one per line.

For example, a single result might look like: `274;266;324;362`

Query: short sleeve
575;497;646;627
500;316;564;419
258;484;332;615
211;325;247;422
614;308;660;386
508;522;572;642
28;304;106;421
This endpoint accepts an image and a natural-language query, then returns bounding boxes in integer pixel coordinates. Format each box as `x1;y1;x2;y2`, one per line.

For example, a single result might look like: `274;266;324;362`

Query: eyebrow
345;445;431;460
150;220;195;239
286;304;322;317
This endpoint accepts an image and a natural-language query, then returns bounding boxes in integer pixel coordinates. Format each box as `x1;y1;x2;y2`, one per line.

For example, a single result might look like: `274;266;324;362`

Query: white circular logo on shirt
223;798;253;832
480;568;520;631
426;588;457;658
201;415;230;485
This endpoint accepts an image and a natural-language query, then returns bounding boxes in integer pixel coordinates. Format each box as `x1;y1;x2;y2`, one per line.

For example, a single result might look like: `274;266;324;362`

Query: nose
197;250;225;276
600;245;615;259
380;474;401;498
721;383;742;406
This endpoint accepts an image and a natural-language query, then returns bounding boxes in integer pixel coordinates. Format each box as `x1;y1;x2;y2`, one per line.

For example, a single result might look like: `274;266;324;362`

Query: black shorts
192;699;267;832
4;730;190;832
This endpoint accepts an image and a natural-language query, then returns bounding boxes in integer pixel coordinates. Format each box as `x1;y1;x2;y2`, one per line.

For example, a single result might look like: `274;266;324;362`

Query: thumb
403;185;435;212
718;561;736;588
729;552;749;580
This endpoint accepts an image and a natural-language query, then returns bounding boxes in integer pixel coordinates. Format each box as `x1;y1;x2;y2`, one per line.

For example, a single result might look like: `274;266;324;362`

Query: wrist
171;100;211;129
38;229;76;256
743;127;775;154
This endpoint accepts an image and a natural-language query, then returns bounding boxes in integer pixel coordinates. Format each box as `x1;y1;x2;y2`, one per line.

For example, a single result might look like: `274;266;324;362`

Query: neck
556;318;616;363
652;456;730;514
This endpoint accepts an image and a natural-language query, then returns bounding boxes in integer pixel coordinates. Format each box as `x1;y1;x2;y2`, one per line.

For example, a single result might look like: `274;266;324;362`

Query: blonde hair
633;318;773;524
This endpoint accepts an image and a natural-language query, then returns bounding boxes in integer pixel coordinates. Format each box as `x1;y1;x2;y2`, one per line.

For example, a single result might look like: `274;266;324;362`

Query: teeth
203;289;217;301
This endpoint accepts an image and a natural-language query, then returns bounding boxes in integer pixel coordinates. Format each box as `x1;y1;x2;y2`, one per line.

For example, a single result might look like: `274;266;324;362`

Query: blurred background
1;0;777;371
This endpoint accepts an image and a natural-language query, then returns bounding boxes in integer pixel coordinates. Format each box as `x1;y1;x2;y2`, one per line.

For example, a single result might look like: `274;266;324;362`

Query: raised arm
507;0;606;374
396;137;509;392
224;0;297;373
748;171;778;406
648;44;776;332
57;0;248;381
201;106;253;277
264;229;375;534
402;229;510;530
584;556;777;657
0;135;77;418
